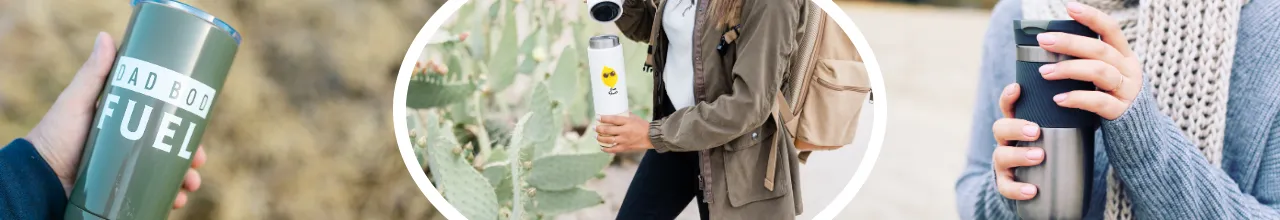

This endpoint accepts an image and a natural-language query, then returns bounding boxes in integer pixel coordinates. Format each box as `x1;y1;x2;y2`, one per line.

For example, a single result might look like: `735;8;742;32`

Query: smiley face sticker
601;66;619;95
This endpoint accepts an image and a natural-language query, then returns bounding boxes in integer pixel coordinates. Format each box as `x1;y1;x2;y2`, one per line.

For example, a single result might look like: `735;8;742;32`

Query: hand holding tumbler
1012;20;1099;220
66;1;239;219
587;35;630;147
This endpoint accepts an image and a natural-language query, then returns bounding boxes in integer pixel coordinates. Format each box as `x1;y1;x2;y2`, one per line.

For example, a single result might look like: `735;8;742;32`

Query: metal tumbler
587;35;630;147
1012;20;1099;220
65;0;240;219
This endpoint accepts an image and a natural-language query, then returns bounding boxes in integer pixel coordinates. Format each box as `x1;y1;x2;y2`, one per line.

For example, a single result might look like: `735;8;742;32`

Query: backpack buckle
717;25;742;56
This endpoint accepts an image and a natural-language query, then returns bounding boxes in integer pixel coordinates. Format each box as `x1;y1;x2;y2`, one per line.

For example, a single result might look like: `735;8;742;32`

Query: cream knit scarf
1023;0;1244;219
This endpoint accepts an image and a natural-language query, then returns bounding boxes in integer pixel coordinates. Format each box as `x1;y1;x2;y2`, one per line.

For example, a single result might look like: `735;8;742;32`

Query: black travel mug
1011;20;1099;220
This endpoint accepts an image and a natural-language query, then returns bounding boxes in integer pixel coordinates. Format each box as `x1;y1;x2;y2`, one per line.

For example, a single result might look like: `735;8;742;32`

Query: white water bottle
587;35;630;146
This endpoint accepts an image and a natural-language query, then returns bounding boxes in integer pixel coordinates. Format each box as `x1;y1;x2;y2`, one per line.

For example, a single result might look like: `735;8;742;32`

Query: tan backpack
720;0;872;163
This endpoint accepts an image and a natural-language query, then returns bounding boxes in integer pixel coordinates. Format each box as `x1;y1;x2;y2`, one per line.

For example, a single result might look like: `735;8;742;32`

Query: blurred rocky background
0;0;449;219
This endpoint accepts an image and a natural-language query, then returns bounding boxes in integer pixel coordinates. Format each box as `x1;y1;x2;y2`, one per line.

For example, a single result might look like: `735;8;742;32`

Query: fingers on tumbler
1064;2;1134;57
599;115;629;126
1042;59;1123;90
192;147;207;169
993;118;1040;144
993;145;1044;201
1053;90;1126;119
993;145;1045;168
1038;33;1124;66
596;135;615;145
999;83;1021;118
182;168;201;192
996;175;1040;201
172;192;188;209
596;124;620;136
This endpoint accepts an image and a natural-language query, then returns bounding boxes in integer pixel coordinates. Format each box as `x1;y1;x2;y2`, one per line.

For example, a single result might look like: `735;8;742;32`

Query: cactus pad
532;187;605;216
527;152;612;191
423;112;500;220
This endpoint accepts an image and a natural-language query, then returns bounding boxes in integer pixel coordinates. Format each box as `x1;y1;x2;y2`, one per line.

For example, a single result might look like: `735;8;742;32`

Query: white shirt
661;0;697;110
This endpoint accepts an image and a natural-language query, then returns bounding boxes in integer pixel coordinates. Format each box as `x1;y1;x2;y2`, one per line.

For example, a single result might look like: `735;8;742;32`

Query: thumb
60;32;116;106
74;32;116;87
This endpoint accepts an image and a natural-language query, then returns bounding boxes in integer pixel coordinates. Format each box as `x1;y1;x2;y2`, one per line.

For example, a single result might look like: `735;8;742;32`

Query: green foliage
532;187;605;216
418;112;500;220
406;78;477;109
406;0;652;218
528;153;613;191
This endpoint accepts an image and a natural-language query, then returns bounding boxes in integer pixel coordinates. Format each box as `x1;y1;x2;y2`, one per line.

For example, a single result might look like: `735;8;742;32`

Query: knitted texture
1023;0;1243;219
957;0;1280;219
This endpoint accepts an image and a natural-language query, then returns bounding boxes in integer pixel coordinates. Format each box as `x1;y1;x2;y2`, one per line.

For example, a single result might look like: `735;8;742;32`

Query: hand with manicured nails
23;32;206;209
991;2;1142;200
595;113;655;153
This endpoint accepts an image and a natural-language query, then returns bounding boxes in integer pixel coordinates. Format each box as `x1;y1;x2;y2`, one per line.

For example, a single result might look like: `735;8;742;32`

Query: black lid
1013;20;1096;46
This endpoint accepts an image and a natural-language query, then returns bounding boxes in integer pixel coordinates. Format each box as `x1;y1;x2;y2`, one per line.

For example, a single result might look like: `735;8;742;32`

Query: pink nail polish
1021;185;1037;195
1026;148;1044;160
1039;64;1056;75
1037;34;1057;45
1022;125;1039;137
1067;2;1085;14
1054;94;1067;103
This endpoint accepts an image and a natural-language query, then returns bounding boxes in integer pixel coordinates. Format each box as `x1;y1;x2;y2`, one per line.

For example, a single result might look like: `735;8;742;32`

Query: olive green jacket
617;0;804;218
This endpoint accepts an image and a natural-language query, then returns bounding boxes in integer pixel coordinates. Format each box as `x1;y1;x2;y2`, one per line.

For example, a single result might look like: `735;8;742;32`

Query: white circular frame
392;0;888;219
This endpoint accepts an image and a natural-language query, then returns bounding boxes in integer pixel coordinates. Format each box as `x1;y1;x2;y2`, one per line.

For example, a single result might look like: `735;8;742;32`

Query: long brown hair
710;0;743;30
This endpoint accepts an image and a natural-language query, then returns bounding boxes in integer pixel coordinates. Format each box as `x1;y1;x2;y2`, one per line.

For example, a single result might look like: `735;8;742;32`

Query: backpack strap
643;46;656;72
766;90;798;191
717;24;742;56
715;0;744;56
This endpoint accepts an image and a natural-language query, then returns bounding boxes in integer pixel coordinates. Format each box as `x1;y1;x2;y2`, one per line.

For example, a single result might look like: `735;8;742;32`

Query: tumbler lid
589;35;621;49
131;0;242;45
589;1;623;22
1013;20;1096;46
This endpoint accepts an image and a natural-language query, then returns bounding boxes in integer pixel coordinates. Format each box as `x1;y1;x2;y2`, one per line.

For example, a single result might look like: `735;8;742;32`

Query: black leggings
616;150;709;220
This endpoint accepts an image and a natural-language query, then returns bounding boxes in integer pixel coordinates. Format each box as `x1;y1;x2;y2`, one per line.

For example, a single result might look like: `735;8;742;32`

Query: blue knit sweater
0;139;69;219
956;0;1280;219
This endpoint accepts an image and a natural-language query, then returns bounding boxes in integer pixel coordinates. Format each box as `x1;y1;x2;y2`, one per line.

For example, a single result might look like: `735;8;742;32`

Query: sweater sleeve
1101;82;1280;218
1098;1;1280;216
0;138;70;219
954;0;1021;219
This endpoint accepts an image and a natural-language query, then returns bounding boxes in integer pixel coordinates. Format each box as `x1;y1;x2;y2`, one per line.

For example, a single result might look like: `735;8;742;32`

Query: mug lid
1013;20;1095;46
589;34;620;49
131;0;241;45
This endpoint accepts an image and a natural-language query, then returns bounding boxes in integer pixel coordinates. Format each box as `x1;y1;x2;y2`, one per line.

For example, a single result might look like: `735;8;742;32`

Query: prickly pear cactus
528;153;613;191
406;0;651;218
418;112;500;220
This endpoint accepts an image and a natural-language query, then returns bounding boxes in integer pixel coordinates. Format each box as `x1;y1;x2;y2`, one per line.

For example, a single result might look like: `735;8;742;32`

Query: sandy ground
837;2;992;219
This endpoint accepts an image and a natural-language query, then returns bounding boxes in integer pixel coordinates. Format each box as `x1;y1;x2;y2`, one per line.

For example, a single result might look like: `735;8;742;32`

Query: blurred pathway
837;2;992;219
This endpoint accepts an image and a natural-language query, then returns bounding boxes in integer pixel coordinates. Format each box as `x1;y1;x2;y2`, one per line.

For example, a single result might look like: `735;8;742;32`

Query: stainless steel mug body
1012;20;1099;220
65;1;240;219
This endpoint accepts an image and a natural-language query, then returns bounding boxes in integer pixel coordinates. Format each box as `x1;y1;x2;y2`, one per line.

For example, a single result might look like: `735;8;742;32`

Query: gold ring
1111;76;1125;93
600;136;617;148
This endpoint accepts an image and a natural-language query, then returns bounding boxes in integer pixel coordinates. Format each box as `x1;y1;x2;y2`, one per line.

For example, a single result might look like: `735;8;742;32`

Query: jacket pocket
795;59;870;150
723;125;787;207
723;126;768;152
